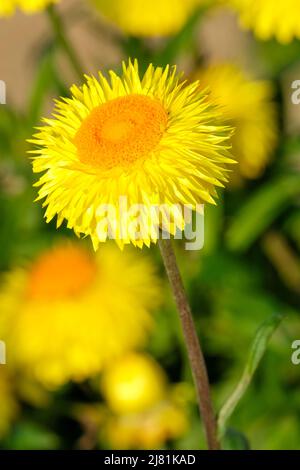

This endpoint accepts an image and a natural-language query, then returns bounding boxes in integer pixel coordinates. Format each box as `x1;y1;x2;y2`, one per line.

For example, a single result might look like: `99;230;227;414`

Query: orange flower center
27;245;97;300
74;94;168;170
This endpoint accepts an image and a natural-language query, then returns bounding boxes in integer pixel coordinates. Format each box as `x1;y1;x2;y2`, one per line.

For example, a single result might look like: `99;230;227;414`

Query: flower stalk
47;4;83;81
158;237;219;450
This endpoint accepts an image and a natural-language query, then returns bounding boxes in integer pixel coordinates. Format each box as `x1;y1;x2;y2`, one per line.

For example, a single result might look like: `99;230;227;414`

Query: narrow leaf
222;428;251;450
28;54;56;127
226;175;300;252
218;312;284;439
154;6;205;66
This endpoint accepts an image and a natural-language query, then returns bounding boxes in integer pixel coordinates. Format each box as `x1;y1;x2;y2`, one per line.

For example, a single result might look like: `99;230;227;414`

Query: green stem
158;238;219;450
47;4;83;80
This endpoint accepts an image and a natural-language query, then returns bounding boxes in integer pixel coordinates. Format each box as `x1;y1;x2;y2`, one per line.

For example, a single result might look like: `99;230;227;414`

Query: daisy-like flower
101;353;190;449
0;242;161;388
104;401;188;449
101;353;168;414
195;63;277;182
227;0;300;44
30;60;233;249
91;0;201;37
0;0;58;16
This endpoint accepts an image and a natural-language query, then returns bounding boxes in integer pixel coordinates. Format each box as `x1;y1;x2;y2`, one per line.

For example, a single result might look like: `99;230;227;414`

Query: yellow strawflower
196;63;277;181
30;60;234;249
91;0;201;37
101;353;190;449
105;403;189;449
0;242;161;388
0;0;58;16
227;0;300;44
101;353;167;414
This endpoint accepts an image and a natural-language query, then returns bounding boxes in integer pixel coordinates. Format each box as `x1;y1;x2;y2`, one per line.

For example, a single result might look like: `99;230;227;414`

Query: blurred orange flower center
27;246;97;300
74;94;168;170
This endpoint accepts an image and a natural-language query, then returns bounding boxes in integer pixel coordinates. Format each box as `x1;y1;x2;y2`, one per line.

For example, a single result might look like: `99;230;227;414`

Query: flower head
0;0;57;16
101;353;167;414
101;353;190;449
91;0;201;37
0;242;161;388
30;60;233;249
227;0;300;44
195;63;277;182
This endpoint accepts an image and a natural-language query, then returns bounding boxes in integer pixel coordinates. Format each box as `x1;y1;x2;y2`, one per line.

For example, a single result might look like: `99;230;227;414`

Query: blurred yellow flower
0;0;57;16
101;353;189;449
0;242;161;388
227;0;300;44
196;63;277;182
0;371;18;438
105;403;188;449
30;60;234;249
101;353;167;414
91;0;201;37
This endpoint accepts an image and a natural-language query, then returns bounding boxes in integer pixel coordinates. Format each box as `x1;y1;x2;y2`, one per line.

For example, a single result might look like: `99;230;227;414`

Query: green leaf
257;38;300;76
203;202;224;255
121;37;151;75
226;174;300;252
218;312;284;440
6;422;60;450
284;211;300;249
154;6;205;66
222;428;251;450
27;53;58;127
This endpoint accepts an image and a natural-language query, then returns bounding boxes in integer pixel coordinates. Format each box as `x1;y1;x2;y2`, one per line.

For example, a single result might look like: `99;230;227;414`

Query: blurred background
1;0;300;450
